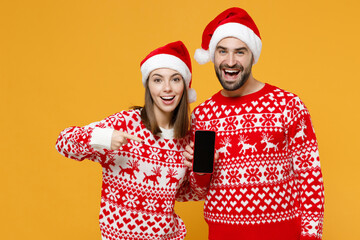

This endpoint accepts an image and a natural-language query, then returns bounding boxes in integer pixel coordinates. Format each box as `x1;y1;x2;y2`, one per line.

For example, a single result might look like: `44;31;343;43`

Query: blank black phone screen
193;130;216;173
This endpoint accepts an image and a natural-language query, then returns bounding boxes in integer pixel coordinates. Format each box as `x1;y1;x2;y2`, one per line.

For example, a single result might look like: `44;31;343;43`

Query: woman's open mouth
160;96;175;105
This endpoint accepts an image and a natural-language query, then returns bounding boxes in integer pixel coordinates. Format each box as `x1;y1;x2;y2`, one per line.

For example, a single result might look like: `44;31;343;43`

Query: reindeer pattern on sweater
56;109;205;240
191;84;324;240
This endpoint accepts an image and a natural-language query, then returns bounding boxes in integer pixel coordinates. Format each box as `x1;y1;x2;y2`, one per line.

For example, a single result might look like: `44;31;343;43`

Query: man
183;7;324;240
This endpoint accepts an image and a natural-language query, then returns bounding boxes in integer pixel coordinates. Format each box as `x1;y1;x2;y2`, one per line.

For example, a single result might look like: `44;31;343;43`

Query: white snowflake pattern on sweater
55;109;206;240
191;84;324;240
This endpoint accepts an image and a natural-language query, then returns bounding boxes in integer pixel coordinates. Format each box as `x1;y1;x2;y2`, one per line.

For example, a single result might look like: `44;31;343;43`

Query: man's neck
221;76;265;98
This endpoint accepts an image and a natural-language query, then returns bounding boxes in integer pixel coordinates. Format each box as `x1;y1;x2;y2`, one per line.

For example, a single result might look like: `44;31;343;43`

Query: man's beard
215;62;252;91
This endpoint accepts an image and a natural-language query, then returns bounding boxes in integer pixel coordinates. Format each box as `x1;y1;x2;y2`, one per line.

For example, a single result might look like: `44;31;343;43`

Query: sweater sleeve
284;97;324;240
175;169;211;202
176;112;212;202
55;112;128;163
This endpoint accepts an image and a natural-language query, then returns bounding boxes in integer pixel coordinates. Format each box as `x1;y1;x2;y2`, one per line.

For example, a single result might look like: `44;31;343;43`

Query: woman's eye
153;78;161;83
172;77;181;82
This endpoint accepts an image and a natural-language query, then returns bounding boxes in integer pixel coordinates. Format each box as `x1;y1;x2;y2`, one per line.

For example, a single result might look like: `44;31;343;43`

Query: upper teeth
225;70;239;73
162;96;174;100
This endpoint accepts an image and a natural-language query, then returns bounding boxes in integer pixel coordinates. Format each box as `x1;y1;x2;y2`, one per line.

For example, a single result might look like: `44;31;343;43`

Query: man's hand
111;130;143;150
183;141;219;170
183;141;195;168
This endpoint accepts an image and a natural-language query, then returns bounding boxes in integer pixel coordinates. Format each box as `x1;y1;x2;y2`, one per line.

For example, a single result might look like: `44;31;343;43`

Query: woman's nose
163;80;171;91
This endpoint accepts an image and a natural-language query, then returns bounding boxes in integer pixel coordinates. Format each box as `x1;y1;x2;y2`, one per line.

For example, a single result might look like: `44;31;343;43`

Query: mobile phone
192;130;216;174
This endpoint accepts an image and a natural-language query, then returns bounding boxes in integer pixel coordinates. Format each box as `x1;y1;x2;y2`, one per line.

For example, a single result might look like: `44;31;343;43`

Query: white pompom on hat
140;41;196;103
194;7;262;65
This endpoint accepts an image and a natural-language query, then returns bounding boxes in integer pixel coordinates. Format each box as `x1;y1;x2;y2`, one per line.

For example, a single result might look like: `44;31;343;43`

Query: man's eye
237;51;244;55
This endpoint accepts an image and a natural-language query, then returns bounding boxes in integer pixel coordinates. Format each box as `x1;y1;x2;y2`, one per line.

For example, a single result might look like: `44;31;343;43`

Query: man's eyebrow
216;46;227;50
235;47;248;51
216;46;248;51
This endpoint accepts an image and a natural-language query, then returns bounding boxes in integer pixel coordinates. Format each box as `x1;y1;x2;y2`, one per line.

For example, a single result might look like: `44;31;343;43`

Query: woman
55;41;203;240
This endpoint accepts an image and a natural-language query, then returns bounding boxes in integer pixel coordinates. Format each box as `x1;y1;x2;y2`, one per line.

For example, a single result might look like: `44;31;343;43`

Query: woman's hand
111;130;143;150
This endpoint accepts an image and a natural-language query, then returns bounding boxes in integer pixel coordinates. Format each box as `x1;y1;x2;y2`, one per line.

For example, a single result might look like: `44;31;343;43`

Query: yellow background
1;0;359;239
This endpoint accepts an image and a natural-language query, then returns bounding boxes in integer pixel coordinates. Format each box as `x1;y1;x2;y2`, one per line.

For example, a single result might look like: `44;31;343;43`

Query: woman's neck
153;107;173;129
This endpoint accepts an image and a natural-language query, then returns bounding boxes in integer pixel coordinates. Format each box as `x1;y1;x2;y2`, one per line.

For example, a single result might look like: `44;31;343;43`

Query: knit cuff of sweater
192;172;212;188
90;127;114;150
300;235;321;240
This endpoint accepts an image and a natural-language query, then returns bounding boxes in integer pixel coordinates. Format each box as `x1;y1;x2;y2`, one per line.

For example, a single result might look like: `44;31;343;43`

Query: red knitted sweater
191;84;324;240
55;109;206;240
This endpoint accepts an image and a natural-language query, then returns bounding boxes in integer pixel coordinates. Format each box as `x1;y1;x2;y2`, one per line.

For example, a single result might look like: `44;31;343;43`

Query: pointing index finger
121;132;143;143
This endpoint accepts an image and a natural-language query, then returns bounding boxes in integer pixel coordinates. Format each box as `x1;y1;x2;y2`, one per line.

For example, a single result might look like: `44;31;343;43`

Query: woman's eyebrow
150;73;163;77
171;73;181;77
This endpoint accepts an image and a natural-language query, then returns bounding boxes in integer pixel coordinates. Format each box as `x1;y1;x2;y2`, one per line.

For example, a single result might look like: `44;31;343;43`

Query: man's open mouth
224;69;240;77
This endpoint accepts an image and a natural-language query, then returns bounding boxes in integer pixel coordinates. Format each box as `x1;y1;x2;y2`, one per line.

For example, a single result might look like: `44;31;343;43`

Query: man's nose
226;53;236;67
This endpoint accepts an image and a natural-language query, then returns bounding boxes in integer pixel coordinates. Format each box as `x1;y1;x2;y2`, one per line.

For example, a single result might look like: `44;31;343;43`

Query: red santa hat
194;7;262;65
140;41;196;103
